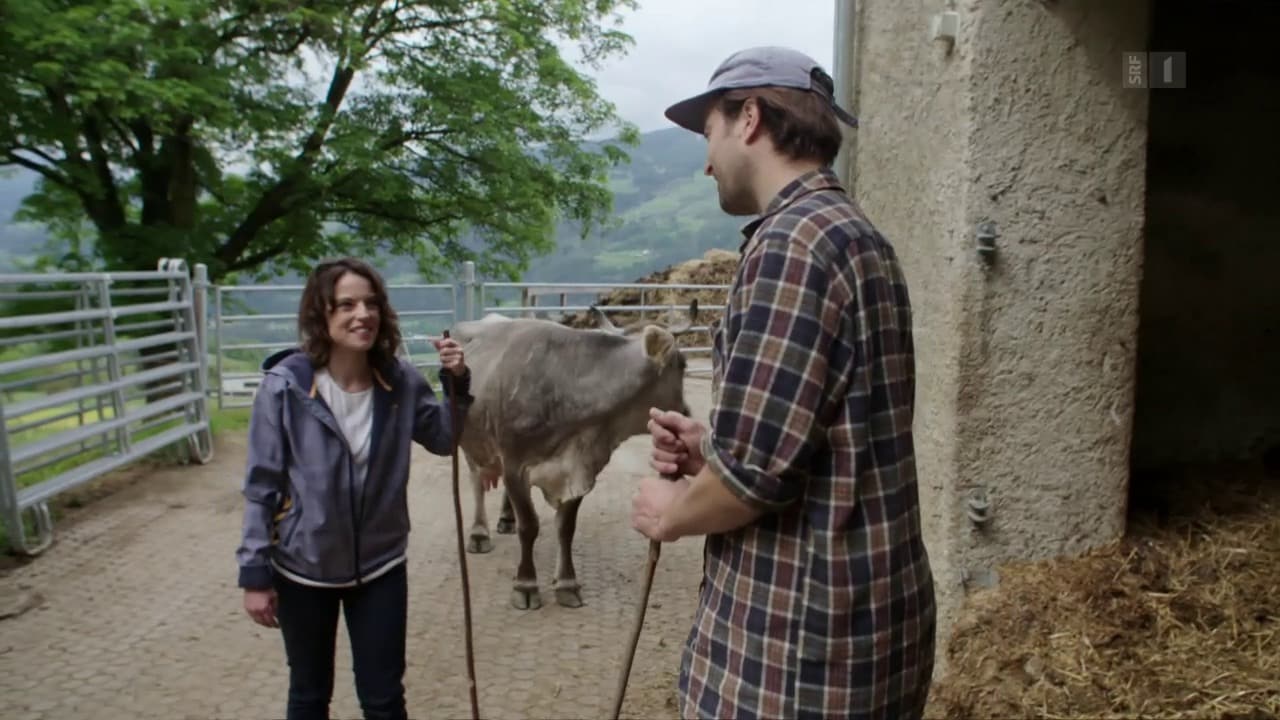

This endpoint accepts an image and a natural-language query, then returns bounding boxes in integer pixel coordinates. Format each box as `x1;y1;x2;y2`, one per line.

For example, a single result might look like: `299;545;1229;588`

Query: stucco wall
955;0;1149;564
1131;1;1280;469
844;0;1151;671
844;0;975;660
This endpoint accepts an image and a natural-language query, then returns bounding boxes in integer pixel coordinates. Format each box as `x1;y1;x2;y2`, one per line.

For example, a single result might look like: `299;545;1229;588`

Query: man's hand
631;475;690;542
433;336;467;376
244;588;278;628
648;408;707;477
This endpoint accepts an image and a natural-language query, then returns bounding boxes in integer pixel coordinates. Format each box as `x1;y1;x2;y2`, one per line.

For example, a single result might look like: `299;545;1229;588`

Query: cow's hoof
467;534;493;554
511;588;543;610
555;587;584;608
496;518;516;535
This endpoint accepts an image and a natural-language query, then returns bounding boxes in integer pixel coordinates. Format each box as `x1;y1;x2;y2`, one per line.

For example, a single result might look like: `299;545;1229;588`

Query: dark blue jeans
274;563;408;720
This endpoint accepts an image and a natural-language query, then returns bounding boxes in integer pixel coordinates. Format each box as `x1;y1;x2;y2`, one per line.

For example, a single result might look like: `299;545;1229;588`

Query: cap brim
664;89;721;133
666;87;859;131
833;103;859;128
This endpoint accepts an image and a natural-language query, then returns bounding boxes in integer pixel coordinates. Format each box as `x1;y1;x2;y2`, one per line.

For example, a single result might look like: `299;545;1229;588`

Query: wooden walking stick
442;330;481;720
610;472;680;720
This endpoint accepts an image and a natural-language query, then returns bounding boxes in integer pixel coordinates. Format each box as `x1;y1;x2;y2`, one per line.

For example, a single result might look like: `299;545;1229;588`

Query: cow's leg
553;497;585;608
466;464;496;554
495;491;516;535
505;470;542;610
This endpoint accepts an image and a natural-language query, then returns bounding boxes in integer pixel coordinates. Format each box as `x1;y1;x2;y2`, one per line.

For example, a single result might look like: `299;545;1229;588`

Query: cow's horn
667;298;700;336
590;305;625;335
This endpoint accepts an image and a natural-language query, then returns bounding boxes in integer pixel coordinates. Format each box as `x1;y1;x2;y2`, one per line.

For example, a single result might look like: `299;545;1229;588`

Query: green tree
0;0;639;282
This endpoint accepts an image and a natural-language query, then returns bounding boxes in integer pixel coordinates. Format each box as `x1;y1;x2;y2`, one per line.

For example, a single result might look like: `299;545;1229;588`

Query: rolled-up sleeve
703;232;834;512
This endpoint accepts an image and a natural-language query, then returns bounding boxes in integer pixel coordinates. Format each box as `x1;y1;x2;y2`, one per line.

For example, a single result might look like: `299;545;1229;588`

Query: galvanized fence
209;261;727;402
213;281;457;409
0;256;726;554
474;273;724;378
0;259;213;555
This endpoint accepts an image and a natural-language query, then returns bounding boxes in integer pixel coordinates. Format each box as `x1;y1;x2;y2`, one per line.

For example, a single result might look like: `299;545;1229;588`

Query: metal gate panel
0;258;213;555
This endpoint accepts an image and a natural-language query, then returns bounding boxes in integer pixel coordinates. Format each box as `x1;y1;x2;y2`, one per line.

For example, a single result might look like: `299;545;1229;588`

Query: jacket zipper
349;450;361;587
358;403;395;539
303;390;363;587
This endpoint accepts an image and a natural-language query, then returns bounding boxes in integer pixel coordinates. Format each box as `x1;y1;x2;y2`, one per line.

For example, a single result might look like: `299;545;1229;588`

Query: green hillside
0;127;744;283
522;128;744;282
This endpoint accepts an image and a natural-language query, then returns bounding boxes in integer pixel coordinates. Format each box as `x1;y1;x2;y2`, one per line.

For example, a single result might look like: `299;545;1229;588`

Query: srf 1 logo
1123;52;1187;89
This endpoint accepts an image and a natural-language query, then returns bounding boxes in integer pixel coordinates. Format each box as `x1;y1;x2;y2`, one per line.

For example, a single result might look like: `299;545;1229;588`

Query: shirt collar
738;166;846;250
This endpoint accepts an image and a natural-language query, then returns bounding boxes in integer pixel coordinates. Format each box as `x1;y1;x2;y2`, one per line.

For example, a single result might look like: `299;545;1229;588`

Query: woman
234;257;470;720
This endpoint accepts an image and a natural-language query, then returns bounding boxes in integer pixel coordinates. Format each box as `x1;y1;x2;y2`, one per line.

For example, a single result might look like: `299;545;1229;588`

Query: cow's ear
642;325;676;367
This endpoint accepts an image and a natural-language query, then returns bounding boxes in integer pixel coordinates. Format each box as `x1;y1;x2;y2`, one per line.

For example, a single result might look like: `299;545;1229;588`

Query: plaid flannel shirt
680;168;936;720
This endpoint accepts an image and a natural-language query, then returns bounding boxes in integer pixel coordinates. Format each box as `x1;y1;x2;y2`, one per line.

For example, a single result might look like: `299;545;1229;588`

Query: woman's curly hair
297;257;402;372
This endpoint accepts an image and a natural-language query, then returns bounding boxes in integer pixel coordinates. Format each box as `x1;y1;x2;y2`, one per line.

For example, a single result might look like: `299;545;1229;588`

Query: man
630;46;937;719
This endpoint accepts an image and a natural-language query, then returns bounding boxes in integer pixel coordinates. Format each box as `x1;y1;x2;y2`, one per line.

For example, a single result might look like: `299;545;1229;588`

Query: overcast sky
571;0;837;134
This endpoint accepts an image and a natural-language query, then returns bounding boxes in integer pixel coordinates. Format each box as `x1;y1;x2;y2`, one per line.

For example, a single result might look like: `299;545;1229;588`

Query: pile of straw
559;249;737;347
929;459;1279;719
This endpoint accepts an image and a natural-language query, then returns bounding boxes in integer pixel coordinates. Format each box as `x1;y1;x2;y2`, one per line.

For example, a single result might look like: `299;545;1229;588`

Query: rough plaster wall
845;0;976;669
1132;1;1280;469
847;0;1151;674
955;0;1149;572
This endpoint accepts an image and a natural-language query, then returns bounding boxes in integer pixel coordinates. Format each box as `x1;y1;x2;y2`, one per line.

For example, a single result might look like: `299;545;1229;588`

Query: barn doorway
1129;0;1280;522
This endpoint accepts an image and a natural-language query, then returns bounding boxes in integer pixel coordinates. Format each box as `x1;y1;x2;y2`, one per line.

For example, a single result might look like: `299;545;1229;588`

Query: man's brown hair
297;257;403;371
717;83;844;166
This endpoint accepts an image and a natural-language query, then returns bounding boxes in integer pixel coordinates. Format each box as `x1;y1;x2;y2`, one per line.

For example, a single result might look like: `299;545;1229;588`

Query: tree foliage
0;0;639;281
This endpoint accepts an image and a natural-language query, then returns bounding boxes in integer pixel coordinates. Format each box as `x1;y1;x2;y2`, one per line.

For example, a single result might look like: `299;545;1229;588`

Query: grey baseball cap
664;46;858;133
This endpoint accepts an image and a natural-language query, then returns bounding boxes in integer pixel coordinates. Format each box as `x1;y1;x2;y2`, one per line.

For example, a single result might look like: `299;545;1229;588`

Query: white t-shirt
314;368;373;485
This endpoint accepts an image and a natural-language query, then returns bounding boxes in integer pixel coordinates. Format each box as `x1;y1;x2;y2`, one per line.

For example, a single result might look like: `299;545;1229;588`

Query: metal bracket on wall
966;487;992;527
960;566;1000;590
975;220;999;263
929;11;960;49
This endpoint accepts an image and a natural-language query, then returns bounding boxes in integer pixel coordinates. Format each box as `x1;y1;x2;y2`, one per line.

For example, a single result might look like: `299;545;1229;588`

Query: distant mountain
0;172;32;221
0;172;45;270
0;127;744;282
520;127;744;283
